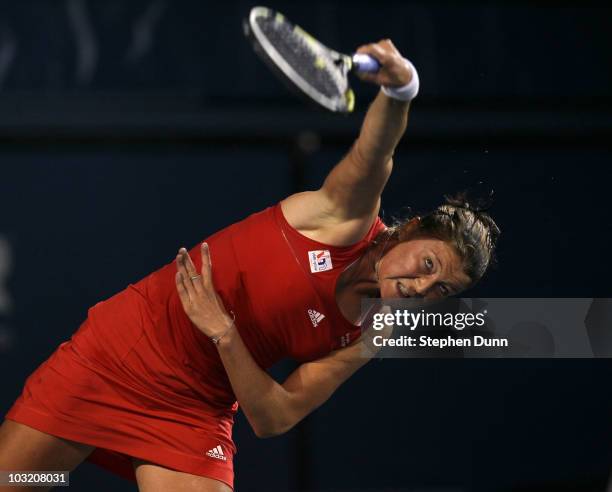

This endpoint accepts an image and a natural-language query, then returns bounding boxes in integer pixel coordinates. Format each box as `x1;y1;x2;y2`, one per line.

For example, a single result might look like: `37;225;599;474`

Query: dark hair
387;192;500;286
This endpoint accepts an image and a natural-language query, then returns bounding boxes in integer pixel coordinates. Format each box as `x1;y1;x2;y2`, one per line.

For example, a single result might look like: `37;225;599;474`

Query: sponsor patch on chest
308;250;333;273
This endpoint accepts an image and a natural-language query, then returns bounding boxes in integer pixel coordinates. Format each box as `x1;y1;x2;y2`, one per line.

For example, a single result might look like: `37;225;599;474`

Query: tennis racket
243;6;381;113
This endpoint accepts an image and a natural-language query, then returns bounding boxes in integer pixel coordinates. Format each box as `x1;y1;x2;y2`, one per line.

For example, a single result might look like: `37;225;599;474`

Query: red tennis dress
6;203;385;489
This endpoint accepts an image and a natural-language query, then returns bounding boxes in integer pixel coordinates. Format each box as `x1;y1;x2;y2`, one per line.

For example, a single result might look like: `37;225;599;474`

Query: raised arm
282;39;417;245
176;245;375;438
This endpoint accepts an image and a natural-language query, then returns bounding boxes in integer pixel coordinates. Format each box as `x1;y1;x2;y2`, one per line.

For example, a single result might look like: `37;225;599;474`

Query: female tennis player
0;40;498;492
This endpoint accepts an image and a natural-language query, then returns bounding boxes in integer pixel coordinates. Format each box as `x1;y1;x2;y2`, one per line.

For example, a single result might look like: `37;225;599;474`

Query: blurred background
1;1;611;491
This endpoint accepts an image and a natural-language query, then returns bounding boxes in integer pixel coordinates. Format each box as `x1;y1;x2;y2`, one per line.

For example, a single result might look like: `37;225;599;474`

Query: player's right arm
281;39;415;247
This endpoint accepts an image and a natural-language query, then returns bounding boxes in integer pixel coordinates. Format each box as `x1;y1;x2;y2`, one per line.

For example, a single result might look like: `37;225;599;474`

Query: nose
414;274;437;297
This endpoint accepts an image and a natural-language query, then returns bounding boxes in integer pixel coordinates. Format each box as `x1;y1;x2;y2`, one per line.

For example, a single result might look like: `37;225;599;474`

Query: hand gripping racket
244;6;381;113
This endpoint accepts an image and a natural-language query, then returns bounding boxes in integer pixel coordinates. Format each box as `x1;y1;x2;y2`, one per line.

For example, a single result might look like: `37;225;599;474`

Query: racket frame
244;6;355;113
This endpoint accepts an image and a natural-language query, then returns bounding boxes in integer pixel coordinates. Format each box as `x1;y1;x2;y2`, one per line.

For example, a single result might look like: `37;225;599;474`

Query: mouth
396;282;411;298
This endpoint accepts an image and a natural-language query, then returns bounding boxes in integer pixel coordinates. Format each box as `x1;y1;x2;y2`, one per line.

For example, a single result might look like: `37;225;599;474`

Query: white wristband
381;58;420;102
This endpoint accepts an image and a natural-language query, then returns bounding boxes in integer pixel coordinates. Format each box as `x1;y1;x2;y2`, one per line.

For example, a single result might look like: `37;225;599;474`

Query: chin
380;282;400;299
380;294;399;300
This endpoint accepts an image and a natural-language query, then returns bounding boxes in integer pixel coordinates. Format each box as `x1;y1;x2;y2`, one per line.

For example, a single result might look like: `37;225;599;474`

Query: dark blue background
0;2;611;491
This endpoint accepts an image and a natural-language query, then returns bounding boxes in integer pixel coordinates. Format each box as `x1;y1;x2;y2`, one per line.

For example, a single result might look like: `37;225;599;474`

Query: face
377;237;471;299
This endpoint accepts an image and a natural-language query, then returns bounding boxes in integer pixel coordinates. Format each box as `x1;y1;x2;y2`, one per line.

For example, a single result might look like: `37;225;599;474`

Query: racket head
244;6;355;113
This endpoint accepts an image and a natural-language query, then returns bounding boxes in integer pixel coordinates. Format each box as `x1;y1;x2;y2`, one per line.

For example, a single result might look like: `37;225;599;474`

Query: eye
424;257;434;271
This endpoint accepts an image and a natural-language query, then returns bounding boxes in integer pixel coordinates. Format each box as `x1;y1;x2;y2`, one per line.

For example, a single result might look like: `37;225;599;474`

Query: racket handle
352;53;381;73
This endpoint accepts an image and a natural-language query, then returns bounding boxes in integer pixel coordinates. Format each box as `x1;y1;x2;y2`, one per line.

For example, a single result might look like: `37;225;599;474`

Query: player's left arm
282;39;416;245
175;245;378;438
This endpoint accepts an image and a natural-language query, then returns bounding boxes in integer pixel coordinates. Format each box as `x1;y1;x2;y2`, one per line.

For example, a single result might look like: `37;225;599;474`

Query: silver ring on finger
190;275;201;281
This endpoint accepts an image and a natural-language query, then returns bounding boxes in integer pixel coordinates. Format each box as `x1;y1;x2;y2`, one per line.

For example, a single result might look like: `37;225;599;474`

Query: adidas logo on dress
340;333;351;347
308;309;325;327
206;445;227;461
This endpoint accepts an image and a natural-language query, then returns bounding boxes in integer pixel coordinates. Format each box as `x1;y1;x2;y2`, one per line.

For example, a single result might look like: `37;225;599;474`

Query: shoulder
280;192;382;247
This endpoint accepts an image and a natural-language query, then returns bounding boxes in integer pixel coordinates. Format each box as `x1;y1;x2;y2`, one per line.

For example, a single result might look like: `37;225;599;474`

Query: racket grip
352;54;381;73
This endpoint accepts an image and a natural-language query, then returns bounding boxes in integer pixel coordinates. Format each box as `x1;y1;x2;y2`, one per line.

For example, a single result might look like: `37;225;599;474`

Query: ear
399;216;421;240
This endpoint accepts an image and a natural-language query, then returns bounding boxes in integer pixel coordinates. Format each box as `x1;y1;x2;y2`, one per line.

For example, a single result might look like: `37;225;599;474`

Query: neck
339;230;396;296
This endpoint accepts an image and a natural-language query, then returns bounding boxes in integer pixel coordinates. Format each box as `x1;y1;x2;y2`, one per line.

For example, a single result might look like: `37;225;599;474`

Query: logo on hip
206;445;227;461
308;250;333;273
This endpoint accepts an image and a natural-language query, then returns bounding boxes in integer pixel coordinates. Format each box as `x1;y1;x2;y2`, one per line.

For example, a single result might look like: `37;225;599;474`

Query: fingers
355;39;397;64
200;242;213;288
175;271;191;306
179;248;206;292
355;44;388;66
355;39;412;87
381;39;396;50
174;243;231;337
175;243;217;304
178;248;199;277
176;252;194;301
355;72;378;83
176;248;201;302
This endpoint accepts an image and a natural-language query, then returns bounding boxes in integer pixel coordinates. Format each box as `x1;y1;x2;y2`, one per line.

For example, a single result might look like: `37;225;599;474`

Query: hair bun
444;190;494;214
439;189;501;273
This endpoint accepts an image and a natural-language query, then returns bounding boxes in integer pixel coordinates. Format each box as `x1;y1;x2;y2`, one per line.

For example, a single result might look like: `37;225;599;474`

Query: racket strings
256;16;346;100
